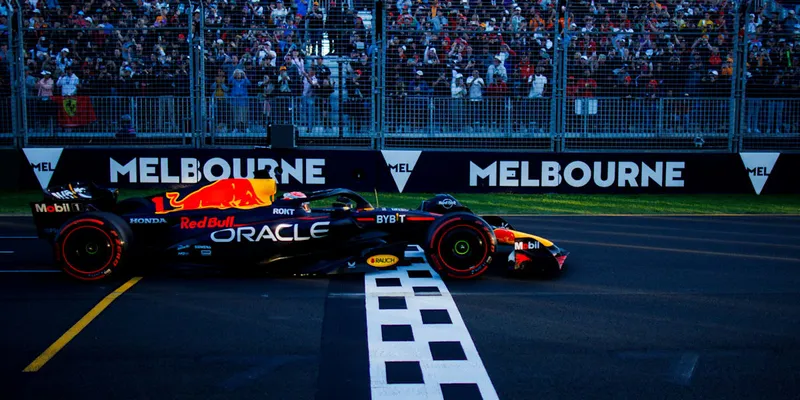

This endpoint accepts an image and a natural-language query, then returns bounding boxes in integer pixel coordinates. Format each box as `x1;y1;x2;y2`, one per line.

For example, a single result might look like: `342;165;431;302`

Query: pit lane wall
12;148;800;195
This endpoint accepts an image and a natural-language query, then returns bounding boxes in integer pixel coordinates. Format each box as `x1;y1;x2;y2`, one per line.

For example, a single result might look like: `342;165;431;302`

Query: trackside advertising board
17;148;800;195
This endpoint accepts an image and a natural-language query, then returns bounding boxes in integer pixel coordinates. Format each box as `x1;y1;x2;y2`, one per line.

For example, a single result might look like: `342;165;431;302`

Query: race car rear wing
29;200;91;240
29;182;119;240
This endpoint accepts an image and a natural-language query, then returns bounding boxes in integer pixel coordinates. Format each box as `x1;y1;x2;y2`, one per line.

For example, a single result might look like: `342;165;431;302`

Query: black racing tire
424;212;496;279
54;212;133;281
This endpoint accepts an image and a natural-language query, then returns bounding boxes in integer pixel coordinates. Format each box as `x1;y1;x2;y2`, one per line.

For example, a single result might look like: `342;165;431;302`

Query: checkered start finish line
364;245;499;400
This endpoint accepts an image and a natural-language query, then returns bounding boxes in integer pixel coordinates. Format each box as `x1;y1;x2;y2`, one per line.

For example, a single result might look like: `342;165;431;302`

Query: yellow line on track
22;276;142;372
555;240;800;263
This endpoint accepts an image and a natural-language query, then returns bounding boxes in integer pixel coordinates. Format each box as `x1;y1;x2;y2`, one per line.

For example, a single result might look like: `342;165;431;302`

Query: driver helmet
283;191;310;212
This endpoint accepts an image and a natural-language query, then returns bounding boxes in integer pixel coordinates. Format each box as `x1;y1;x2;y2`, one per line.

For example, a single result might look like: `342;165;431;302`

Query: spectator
302;67;319;131
487;56;507;85
307;2;324;56
229;69;252;131
410;70;431;95
466;69;484;100
327;0;346;55
313;56;331;80
57;66;79;96
37;71;55;98
9;0;796;137
528;68;547;98
278;66;292;94
451;73;467;98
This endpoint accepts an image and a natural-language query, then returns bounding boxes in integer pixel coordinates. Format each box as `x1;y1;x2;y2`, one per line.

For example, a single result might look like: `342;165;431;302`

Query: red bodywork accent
494;228;516;245
515;251;533;267
555;254;567;269
356;217;374;222
406;216;436;222
162;179;268;213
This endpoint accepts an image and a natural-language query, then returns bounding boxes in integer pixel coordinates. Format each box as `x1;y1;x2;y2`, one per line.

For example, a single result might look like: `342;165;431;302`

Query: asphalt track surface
2;215;800;399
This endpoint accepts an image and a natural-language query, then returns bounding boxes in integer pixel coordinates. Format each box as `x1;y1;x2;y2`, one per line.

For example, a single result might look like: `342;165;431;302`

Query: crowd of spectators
0;0;798;133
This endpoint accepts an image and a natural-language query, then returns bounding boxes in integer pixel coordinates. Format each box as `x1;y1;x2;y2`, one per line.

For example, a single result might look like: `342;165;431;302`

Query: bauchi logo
109;157;326;185
367;254;399;268
740;152;780;195
381;150;422;193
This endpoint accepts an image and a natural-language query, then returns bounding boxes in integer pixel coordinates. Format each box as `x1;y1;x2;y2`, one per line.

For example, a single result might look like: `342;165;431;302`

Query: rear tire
54;212;133;281
424;213;496;279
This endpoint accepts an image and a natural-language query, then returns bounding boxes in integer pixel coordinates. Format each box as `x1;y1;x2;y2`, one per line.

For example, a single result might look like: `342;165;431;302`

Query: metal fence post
735;2;752;153
5;0;19;148
551;6;563;152
729;1;744;153
14;0;27;147
373;0;385;150
197;1;208;148
188;16;197;148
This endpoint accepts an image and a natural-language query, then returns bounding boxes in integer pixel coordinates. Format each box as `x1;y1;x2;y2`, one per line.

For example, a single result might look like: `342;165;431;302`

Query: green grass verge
3;189;800;215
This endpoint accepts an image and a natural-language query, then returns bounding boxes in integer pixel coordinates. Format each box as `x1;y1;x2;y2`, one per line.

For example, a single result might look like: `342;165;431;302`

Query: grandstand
0;0;798;151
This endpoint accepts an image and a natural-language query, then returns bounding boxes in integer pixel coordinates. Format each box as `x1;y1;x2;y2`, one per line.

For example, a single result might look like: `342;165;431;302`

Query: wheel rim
62;226;114;274
438;226;487;272
454;240;470;255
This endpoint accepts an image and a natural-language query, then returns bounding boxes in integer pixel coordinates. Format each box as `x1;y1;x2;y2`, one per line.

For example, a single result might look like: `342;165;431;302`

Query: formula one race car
30;176;568;281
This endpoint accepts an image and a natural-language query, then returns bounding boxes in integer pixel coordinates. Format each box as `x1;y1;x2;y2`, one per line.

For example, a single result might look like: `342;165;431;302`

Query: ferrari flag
53;96;97;128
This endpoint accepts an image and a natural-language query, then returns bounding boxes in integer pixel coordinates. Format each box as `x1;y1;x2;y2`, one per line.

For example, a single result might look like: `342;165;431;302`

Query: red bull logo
180;216;235;230
155;178;276;214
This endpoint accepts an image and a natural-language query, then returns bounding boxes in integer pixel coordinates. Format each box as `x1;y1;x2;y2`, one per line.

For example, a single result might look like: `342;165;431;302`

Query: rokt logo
367;254;399;268
273;208;296;215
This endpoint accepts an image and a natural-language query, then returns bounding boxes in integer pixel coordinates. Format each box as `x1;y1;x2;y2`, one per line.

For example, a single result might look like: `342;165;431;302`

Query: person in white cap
486;56;507;85
56;48;72;71
37;70;54;98
449;71;467;131
451;72;467;98
36;71;56;131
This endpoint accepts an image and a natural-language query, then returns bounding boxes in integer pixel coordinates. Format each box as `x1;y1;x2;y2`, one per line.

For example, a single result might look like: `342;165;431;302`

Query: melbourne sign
468;161;686;188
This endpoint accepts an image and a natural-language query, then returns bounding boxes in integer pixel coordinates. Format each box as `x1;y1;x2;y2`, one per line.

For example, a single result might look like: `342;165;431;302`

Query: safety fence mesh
0;0;798;152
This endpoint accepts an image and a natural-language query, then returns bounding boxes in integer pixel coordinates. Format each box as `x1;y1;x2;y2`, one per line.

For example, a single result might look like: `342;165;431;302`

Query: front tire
424;213;496;279
54;212;133;281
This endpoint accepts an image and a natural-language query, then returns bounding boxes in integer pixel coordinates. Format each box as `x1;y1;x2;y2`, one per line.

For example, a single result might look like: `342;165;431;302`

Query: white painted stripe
365;249;499;400
0;236;39;239
0;270;60;273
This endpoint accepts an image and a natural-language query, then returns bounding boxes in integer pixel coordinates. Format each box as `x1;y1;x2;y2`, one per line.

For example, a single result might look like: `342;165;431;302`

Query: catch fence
0;1;798;152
